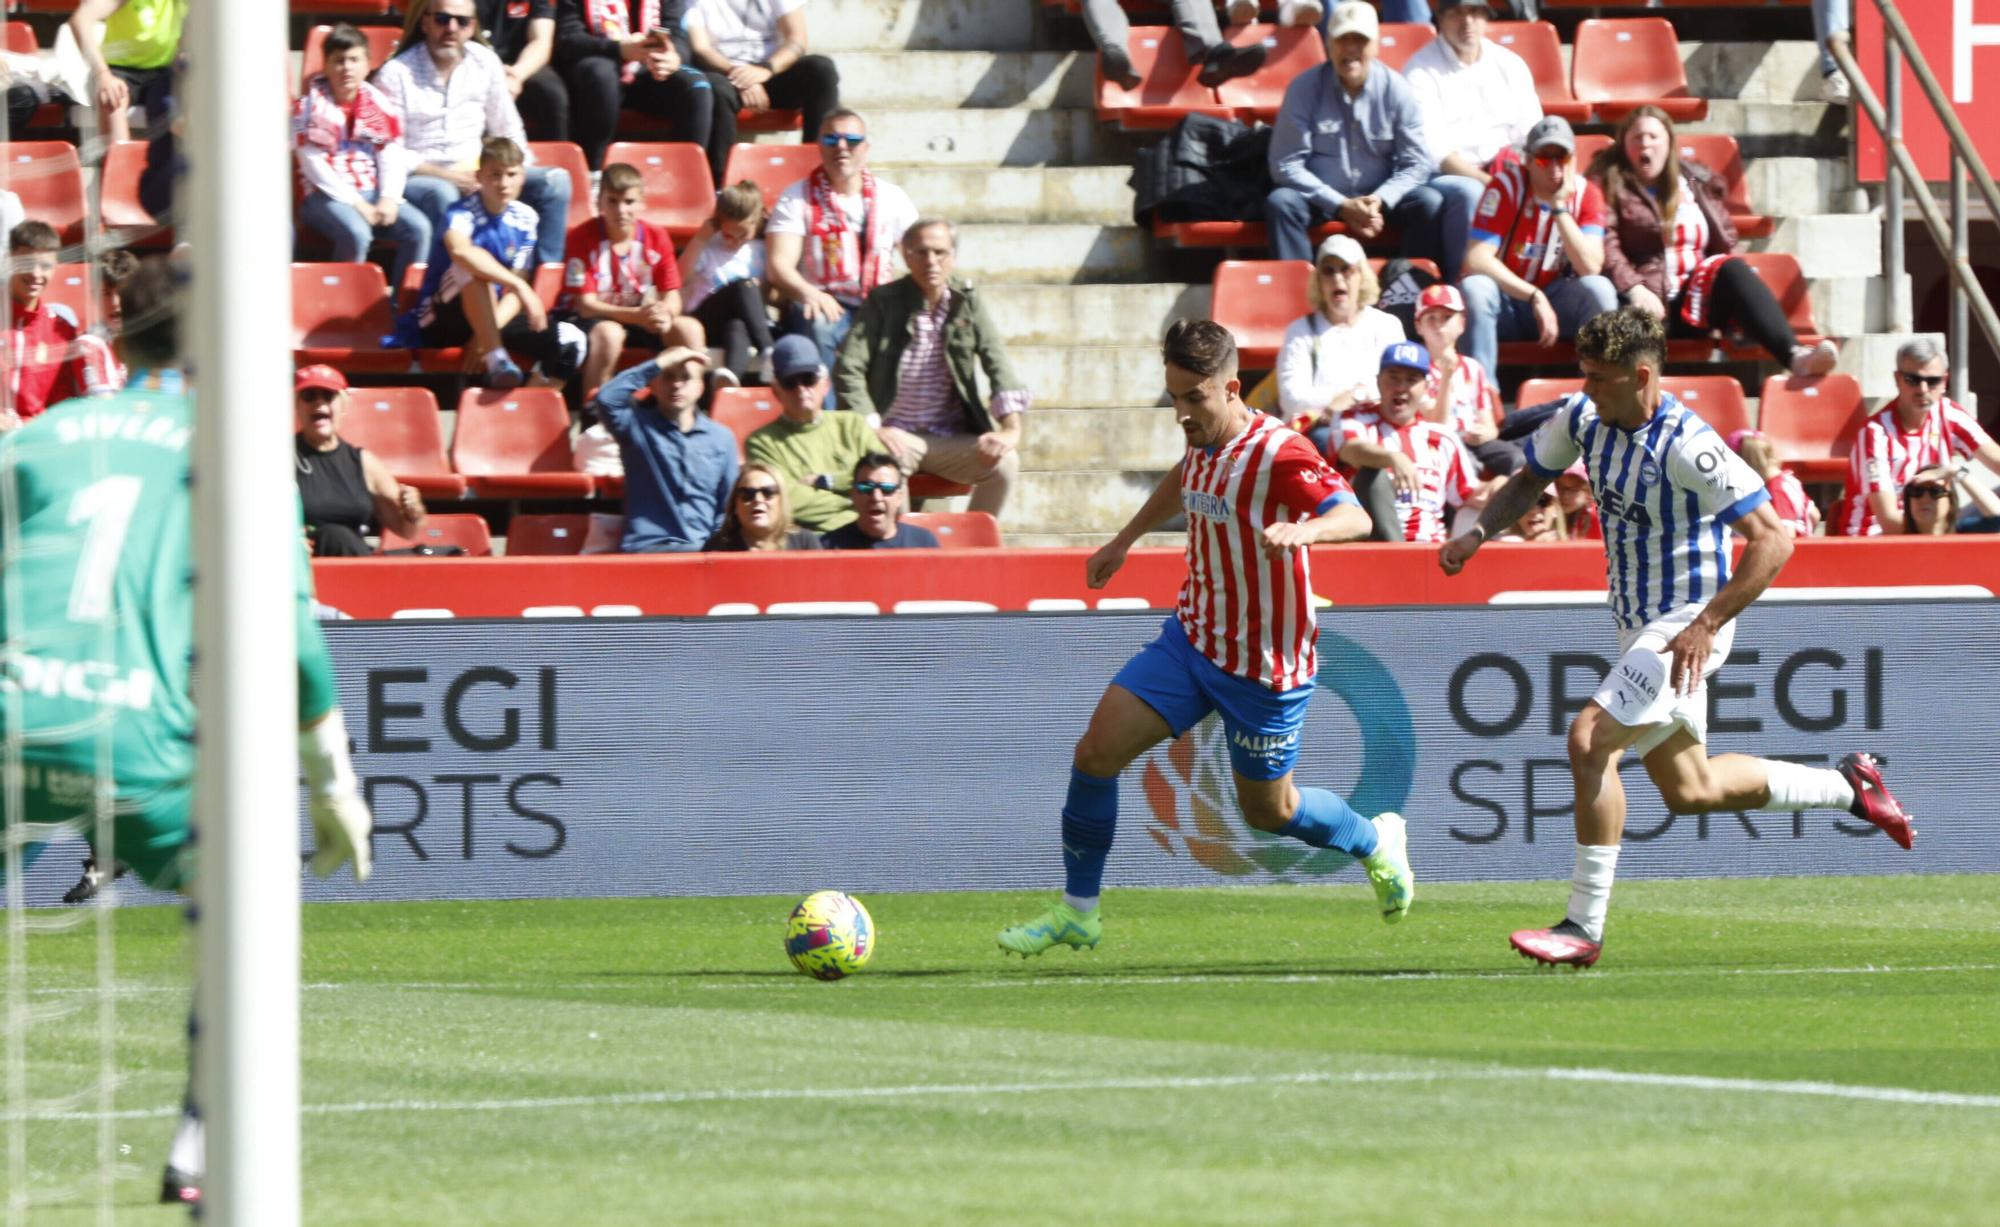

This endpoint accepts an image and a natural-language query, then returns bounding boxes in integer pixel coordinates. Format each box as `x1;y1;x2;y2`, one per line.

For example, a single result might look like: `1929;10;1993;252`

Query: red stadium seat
382;514;493;556
38;264;97;331
451;388;597;498
1722;253;1821;357
1212;259;1310;370
1158;218;1351;250
1758;374;1865;482
299;23;403;93
1214;24;1328;124
1095;27;1231;131
908;474;972;500
734;107;805;135
601;141;715;239
290;1;393;15
291;263;407;373
1486;21;1590;123
902;511;1003;549
1573;133;1613;174
98;140;169;248
0;27;61;132
1657;375;1752;438
507;513;593;556
722;142;819;210
1515;378;1583;412
2;22;35;53
1571;19;1708;123
529;141;596;222
338;386;469;499
710;386;783;458
1;142;86;246
1376;23;1435;72
1674;134;1774;237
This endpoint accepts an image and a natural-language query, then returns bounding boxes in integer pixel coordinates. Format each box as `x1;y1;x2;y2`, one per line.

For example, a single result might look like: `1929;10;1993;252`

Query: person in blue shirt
819;453;940;550
393;136;584;389
1266;3;1438;265
592;345;740;552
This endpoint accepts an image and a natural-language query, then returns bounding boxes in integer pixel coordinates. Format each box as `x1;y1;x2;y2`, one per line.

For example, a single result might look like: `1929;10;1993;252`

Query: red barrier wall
313;538;2000;619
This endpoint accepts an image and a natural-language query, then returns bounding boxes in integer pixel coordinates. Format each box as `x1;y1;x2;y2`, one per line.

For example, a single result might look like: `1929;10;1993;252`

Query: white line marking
11;1063;1999;1124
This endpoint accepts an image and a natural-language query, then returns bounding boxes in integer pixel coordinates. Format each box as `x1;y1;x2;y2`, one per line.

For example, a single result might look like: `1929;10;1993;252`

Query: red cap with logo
1417;284;1465;316
294;365;349;394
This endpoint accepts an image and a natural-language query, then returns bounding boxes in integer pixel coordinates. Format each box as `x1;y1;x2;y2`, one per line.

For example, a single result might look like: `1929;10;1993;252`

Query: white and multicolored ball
784;890;876;980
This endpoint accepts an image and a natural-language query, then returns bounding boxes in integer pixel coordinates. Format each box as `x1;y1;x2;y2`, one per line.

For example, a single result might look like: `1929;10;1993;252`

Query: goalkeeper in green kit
0;258;373;1206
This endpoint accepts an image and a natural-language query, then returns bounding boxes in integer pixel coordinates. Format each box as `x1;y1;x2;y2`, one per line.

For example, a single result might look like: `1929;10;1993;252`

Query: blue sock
1060;768;1118;900
1279;788;1378;858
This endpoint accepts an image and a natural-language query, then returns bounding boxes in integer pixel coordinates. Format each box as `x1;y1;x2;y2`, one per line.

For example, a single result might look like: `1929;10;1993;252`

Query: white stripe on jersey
1526;392;1769;631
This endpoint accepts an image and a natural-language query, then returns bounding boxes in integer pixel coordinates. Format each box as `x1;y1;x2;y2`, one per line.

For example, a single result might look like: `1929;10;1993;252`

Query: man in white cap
1266;1;1438;264
1402;0;1544;284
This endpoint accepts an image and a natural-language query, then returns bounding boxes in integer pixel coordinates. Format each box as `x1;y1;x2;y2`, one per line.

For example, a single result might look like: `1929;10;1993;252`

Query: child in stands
677;180;773;388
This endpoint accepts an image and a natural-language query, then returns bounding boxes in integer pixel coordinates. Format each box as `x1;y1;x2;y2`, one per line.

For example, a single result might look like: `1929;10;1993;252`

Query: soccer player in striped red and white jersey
999;321;1416;958
1837;337;2000;536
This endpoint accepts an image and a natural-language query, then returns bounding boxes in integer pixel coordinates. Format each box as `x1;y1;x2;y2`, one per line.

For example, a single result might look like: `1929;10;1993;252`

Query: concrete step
1007;345;1164;407
880;165;1136;226
1682;40;1827;105
1752;213;1881;279
833;50;1093;111
810;0;1037;52
1741;155;1859;220
812;107;1138;168
1682;101;1846;157
1805;275;1892;339
956;223;1159;283
981;283;1209;346
1020;407;1186;472
1007;469;1177;536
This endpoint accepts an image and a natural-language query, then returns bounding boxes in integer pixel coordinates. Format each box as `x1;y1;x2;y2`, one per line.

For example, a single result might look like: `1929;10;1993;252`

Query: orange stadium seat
1571;19;1708;124
733;106;805;135
1;142;86;246
1214;24;1327;124
709;387;783;458
0;22;63;132
902;511;1003;549
98;139;169;248
601;141;715;239
382;514;494;556
1095;27;1231;131
908;474;972;500
451;388;597;498
299;23;403;93
291;263;407;373
291;1;394;15
1573;133;1613;174
1515;378;1582;411
1375;23;1435;72
1487;21;1590;124
38;264;97;331
722;143;819;209
1674;134;1774;237
338;386;469;500
1758;374;1866;482
1212;259;1309;370
506;513;593;556
1723;253;1821;356
1657;375;1752;438
529;141;596;221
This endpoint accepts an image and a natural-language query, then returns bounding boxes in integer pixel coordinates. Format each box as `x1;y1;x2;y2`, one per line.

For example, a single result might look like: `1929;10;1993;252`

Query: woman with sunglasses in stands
1836;336;2000;535
1275;233;1407;458
1492;485;1566;542
706;462;823;551
1589;105;1839;379
1900;464;2000;536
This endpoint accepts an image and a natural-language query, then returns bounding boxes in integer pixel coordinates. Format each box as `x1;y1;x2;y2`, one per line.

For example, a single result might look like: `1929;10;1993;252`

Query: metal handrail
1832;2;2000;403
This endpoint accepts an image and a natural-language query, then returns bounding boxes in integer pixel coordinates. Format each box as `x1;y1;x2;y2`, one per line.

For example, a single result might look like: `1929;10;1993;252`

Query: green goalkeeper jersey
0;371;338;793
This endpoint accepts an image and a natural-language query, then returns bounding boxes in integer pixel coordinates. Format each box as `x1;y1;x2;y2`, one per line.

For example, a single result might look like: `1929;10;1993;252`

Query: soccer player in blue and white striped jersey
1439;307;1915;968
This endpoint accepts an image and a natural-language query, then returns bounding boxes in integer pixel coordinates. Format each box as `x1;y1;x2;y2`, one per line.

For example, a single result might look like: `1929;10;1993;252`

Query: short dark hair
600;162;644;197
322;22;371;61
715;180;764;225
852;452;900;483
1575;305;1666;369
9;220;59;255
116;256;180;368
1162;318;1237;380
479;136;524;170
819;108;866;138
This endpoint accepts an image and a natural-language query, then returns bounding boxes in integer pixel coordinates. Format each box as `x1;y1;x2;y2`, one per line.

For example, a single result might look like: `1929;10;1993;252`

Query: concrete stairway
809;0;1912;547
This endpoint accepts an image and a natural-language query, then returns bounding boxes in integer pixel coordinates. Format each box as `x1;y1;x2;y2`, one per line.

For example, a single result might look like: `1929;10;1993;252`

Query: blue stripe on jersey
1613;428;1646;623
1715;486;1771;525
1315;491;1360;515
1523;441;1564;479
1595;417;1625;625
1469;227;1504;247
1683;486;1703;606
1649;411;1682;616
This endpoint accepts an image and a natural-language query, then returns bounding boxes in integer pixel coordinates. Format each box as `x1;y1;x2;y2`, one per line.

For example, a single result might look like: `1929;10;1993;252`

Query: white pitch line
10;1064;2000;1124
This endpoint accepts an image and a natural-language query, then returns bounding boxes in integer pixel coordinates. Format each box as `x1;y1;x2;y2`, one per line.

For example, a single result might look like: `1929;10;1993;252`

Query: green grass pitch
11;876;2000;1225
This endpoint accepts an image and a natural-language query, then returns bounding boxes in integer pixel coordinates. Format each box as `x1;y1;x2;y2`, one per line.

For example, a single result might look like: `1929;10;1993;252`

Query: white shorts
1591;604;1736;758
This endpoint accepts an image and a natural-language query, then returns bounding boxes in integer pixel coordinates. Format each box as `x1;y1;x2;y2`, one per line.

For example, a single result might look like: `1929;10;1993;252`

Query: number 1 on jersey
66;475;142;622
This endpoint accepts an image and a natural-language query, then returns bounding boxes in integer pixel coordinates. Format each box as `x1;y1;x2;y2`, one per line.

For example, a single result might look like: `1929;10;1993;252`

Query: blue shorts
1112;617;1313;782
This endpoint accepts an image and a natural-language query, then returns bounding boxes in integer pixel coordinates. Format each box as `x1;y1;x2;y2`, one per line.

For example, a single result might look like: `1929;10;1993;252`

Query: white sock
1761;760;1855;810
1565;844;1620;943
1061;893;1098;914
167;1107;204;1176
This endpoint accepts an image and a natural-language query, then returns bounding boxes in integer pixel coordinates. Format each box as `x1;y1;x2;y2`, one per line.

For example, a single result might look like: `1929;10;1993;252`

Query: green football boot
1362;813;1415;924
997;900;1102;957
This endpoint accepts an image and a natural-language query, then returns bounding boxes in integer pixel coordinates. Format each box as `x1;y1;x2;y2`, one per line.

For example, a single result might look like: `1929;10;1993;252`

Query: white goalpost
187;0;302;1221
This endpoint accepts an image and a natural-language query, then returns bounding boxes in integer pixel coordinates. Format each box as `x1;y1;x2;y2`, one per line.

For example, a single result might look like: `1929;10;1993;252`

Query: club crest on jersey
1183;489;1231;522
1637;455;1662;486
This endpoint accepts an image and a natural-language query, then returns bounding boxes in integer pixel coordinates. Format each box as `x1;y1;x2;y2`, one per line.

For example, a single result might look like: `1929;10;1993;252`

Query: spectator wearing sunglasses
819;454;940;550
745;334;888;532
686;0;841;176
766;109;919;388
1492;485;1565;542
1898;466;1961;537
1837;337;2000;535
1458;115;1616;379
705;462;823;551
590;345;740;551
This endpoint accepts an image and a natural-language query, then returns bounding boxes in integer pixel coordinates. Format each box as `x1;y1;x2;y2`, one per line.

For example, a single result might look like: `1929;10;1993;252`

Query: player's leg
582;319;627;397
456;286;524;387
1642;734;1914;850
1234;769;1415;924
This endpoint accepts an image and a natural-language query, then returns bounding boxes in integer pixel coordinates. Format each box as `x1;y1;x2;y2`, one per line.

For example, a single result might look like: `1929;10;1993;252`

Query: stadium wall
21;602;1996;906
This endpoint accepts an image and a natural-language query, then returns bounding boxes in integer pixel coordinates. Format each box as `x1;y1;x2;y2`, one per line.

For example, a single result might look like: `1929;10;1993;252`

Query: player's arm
1262;499;1371;556
1087;460;1185;588
575;290;654;328
1336;436;1419;493
359;448;425;538
444;228;535;297
1440;464;1555;575
1664;499;1791;694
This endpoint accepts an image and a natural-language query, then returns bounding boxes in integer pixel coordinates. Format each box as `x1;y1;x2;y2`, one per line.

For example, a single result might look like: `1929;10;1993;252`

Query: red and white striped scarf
584;0;663;83
806;166;891;301
297;75;400;158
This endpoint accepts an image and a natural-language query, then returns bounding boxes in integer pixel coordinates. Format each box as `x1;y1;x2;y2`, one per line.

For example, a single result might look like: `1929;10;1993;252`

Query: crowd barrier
21;600;1996;906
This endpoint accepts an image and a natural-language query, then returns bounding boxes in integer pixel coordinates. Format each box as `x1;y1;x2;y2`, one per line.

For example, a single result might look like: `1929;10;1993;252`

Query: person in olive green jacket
833;219;1031;518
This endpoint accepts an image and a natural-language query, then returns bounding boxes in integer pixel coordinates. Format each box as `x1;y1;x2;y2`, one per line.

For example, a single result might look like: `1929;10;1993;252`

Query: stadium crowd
2;0;1996;559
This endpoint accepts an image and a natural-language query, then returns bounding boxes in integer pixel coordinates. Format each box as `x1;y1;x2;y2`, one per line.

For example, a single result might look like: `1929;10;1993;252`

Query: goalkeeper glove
301;708;373;883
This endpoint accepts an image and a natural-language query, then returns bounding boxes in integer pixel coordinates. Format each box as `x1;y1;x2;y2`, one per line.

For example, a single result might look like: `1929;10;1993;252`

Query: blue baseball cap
1380;340;1432;375
770;334;826;382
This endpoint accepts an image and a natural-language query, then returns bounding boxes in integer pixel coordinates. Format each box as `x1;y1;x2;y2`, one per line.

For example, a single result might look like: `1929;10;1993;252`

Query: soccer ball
784;890;875;980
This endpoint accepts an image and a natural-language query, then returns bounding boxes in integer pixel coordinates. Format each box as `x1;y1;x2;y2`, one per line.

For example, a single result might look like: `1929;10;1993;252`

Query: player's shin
1566;844;1620;943
1757;758;1857;810
1060;768;1117;912
1278;788;1378;857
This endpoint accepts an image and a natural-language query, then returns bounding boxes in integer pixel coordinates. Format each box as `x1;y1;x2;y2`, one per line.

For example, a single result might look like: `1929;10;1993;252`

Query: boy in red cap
1411;281;1521;477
